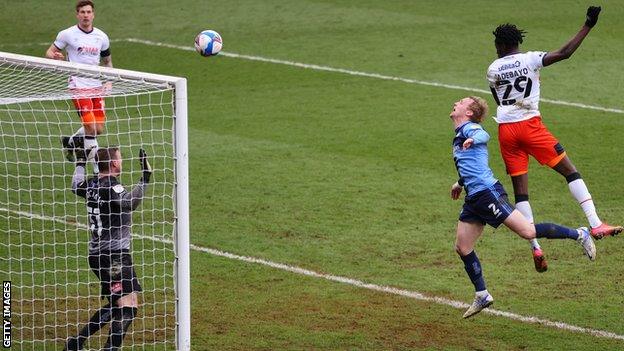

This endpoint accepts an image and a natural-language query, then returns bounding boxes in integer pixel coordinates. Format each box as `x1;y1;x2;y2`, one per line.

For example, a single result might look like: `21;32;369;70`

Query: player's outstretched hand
139;148;152;183
451;182;463;200
585;6;601;28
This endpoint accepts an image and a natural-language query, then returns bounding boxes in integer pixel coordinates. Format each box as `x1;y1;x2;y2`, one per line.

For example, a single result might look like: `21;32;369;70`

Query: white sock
84;136;99;174
71;126;85;139
515;201;534;223
568;179;602;228
516;201;540;250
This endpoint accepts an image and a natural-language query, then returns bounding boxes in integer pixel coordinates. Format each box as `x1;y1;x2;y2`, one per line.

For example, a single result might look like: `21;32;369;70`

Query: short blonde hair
467;96;489;123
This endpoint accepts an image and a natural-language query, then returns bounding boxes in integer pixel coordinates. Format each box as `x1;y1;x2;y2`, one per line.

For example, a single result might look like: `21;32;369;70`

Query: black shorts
88;251;142;302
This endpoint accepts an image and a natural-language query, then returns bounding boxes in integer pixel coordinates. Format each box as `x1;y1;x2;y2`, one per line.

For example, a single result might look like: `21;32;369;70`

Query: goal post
0;51;191;350
173;69;191;351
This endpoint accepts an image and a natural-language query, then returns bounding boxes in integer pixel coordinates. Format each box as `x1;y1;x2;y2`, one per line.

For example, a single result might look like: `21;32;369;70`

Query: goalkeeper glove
585;6;601;28
139;148;152;183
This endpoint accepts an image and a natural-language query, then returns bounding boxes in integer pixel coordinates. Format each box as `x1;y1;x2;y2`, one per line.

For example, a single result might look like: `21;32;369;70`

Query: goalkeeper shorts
89;250;142;302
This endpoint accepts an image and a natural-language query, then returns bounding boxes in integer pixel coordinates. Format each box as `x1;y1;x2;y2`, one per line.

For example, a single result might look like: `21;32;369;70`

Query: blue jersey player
449;96;596;318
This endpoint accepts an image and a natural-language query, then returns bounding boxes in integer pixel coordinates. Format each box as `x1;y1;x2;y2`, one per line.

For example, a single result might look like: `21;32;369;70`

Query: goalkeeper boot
463;291;494;319
532;247;548;273
590;223;623;239
577;227;596;261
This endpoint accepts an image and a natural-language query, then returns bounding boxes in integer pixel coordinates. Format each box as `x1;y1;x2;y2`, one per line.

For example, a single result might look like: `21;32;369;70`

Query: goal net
0;51;190;350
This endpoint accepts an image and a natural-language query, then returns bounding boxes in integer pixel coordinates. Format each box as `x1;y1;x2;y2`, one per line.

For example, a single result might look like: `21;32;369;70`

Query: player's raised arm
118;149;152;211
542;6;601;67
71;165;87;198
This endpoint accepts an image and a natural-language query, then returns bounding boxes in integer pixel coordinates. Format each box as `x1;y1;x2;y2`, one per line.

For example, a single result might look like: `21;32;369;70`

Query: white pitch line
121;38;624;115
4;38;622;114
2;207;623;341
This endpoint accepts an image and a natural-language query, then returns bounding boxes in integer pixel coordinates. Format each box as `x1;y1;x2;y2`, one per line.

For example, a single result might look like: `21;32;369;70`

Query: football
194;30;223;57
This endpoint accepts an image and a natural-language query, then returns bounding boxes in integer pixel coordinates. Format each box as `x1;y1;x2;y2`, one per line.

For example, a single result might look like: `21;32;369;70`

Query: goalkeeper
64;143;152;351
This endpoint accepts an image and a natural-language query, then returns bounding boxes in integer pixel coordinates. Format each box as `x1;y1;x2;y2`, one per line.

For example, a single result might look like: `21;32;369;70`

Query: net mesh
0;53;178;350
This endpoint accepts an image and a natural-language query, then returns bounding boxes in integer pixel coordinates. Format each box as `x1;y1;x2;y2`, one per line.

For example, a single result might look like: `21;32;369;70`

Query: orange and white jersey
486;51;547;124
53;25;110;89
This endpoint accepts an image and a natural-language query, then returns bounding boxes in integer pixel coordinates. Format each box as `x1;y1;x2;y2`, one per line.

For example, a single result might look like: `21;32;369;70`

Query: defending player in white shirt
46;0;112;173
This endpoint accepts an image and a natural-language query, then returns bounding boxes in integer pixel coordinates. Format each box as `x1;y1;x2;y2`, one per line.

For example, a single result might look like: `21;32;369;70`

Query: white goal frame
0;51;191;350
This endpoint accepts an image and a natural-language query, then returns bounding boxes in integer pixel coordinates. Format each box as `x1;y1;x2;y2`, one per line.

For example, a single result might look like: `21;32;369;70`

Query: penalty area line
2;207;624;341
121;38;624;115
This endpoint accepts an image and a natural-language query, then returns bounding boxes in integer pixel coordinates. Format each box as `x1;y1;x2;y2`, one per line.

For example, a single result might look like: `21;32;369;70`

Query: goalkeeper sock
66;303;112;350
103;306;137;351
84;136;99;174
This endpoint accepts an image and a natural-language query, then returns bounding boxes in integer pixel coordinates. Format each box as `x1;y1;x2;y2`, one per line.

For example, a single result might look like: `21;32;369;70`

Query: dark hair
96;147;119;172
493;23;526;48
76;0;94;11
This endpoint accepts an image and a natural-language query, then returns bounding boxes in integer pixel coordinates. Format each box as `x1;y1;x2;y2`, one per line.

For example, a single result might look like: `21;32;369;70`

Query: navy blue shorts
459;182;515;228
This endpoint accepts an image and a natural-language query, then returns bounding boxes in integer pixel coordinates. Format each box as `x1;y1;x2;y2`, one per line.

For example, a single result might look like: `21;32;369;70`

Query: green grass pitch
1;1;624;350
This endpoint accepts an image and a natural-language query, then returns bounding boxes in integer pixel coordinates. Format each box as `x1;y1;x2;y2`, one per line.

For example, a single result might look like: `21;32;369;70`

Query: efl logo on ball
195;30;222;57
